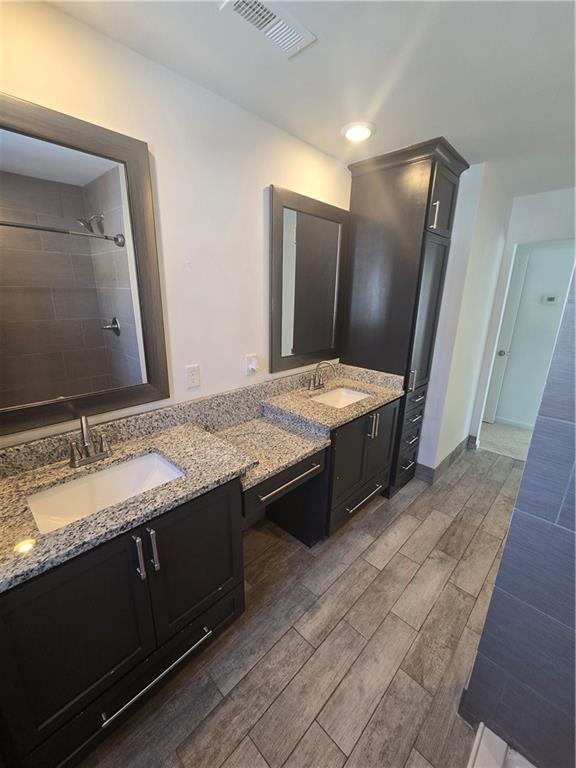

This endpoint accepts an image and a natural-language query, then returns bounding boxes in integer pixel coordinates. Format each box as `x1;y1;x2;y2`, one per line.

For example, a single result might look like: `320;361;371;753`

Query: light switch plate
185;364;200;389
245;353;259;375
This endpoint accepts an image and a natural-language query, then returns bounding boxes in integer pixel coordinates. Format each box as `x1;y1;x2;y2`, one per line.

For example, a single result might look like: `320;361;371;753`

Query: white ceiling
54;1;575;194
0;129;118;185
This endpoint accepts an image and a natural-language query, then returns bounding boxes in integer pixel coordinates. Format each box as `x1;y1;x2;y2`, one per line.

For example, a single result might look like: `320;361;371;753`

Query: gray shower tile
496;510;575;627
557;466;575;531
516;416;575;522
495;678;575;768
479;587;575;716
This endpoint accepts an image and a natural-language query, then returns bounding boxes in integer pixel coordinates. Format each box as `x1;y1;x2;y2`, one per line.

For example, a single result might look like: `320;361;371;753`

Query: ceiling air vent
220;0;317;59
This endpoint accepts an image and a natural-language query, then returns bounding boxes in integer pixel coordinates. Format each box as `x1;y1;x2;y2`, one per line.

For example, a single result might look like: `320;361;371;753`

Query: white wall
495;240;575;428
0;2;350;446
419;162;513;469
469;186;576;438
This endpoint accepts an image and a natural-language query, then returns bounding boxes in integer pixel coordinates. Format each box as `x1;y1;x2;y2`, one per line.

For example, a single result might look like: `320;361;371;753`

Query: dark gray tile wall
461;278;576;768
85;166;144;388
0;170;110;407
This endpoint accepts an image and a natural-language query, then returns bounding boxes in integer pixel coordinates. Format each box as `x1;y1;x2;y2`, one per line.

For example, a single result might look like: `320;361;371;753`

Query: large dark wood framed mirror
0;94;169;435
269;186;349;373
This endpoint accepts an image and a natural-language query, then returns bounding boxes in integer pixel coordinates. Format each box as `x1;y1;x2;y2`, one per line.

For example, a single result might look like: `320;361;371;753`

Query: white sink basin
312;387;371;409
28;453;183;534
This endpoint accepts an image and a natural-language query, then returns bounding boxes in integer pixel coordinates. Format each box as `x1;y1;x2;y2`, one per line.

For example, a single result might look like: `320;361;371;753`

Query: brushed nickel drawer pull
101;626;213;728
401;460;416;472
405;435;419;446
346;484;383;515
258;464;321;503
375;412;381;437
147;528;161;572
408;414;422;424
133;536;146;581
411;395;425;403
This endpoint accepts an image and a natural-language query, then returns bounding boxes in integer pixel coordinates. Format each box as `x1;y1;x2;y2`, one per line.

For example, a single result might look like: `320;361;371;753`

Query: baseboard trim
416;436;469;485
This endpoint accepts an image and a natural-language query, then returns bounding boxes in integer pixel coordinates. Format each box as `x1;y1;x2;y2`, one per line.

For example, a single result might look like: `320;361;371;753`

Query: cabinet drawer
243;450;326;527
400;422;421;452
23;586;244;768
405;385;427;412
396;445;419;485
403;401;425;430
329;470;389;535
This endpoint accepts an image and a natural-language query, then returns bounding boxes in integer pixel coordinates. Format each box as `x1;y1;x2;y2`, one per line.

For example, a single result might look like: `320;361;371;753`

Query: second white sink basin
312;387;371;409
28;452;183;534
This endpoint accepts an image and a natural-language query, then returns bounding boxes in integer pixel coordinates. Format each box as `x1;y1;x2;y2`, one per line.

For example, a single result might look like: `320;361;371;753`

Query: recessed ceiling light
341;122;374;143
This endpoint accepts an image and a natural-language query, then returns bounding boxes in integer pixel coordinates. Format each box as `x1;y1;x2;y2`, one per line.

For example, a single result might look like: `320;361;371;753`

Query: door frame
470;236;575;443
482;249;530;422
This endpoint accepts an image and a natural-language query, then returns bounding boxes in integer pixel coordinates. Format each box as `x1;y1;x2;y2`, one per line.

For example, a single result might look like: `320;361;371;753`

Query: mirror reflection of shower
76;213;104;234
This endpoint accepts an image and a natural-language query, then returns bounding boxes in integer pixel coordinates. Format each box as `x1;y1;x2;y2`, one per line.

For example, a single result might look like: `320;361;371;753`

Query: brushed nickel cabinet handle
405;435;419;446
431;200;440;229
258;464;321;503
411;394;425;403
346;484;383;515
147;528;161;572
401;460;416;471
133;536;147;581
100;626;213;728
367;413;376;439
375;412;380;437
408;369;417;392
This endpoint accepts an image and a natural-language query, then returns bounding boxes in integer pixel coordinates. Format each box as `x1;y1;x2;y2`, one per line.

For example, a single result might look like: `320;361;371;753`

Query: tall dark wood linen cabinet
340;138;469;495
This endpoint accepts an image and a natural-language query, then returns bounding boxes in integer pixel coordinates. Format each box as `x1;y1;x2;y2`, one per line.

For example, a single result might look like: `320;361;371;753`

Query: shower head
89;213;104;234
76;217;93;232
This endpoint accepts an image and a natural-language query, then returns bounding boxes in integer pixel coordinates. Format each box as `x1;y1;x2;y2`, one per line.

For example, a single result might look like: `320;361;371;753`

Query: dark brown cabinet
0;480;244;768
340;138;468;494
0;534;156;755
145;485;242;644
329;399;400;533
408;234;450;392
426;163;459;238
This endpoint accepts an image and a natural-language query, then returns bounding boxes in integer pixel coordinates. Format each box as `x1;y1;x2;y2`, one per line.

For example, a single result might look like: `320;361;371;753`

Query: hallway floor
83;449;524;768
480;422;532;461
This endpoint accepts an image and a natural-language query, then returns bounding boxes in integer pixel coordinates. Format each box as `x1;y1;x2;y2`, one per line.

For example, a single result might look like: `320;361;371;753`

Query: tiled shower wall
0;170;110;408
461;277;575;768
84;166;143;388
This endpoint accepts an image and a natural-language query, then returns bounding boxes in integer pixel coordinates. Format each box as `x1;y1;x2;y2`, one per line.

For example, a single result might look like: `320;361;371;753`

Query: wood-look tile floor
83;448;524;768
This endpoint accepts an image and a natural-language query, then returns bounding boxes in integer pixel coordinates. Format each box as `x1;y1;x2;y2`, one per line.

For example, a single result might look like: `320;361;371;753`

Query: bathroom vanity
0;367;402;768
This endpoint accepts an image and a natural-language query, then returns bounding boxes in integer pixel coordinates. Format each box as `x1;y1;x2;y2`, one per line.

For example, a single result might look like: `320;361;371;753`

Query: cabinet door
426;163;458;238
331;414;371;504
364;400;400;481
0;532;155;754
145;480;243;645
409;234;449;390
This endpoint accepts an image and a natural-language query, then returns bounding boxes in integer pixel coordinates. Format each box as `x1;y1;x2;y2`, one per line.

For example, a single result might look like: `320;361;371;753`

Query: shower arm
0;219;125;248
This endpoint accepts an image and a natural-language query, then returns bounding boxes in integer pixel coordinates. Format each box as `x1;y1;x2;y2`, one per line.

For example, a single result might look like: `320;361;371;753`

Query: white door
483;250;529;423
484;239;575;425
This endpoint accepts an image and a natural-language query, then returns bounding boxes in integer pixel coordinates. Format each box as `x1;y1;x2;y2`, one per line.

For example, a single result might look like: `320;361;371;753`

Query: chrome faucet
69;415;111;468
308;360;337;391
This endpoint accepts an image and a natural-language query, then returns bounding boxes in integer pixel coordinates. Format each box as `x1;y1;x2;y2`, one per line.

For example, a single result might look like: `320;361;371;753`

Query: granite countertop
0;423;256;594
262;376;404;433
215;418;330;490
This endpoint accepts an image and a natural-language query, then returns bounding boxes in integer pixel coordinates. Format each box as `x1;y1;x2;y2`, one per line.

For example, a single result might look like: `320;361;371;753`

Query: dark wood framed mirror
269;185;349;373
0;93;169;435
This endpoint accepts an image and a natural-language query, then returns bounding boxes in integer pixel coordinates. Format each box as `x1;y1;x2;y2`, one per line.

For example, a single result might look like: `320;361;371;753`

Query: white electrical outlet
185;364;200;389
245;353;259;375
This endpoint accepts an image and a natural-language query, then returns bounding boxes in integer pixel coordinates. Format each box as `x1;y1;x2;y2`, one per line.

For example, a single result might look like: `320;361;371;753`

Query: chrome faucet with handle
308;360;337;391
69;415;111;468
